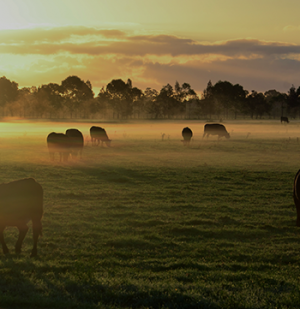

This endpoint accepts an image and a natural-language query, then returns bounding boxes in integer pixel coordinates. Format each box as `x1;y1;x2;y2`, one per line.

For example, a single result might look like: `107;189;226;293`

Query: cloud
1;26;300;94
283;25;300;32
0;26;126;44
1;30;300;59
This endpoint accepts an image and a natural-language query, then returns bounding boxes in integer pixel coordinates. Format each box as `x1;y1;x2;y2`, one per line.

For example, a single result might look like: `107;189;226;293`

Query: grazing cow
203;123;230;139
293;169;300;226
281;116;289;124
0;178;43;257
65;128;84;159
90;126;111;147
181;127;193;145
47;132;71;162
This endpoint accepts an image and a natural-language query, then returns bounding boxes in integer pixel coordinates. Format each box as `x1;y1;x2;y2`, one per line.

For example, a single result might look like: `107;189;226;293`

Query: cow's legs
15;225;29;254
0;226;9;255
31;220;42;257
31;228;40;257
49;151;54;160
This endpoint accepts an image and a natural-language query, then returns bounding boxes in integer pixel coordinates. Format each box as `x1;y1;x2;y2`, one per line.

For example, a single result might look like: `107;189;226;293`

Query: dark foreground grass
0;127;300;308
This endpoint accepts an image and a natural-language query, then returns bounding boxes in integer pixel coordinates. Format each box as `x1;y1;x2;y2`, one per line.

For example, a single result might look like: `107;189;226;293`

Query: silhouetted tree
264;90;287;118
244;91;270;119
61;76;94;118
199;80;215;119
144;88;160;118
37;83;63;118
156;84;179;118
104;79;143;119
212;81;247;119
0;76;19;116
286;85;300;118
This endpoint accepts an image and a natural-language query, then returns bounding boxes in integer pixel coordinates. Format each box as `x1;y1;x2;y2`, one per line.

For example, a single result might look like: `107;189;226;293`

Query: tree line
0;75;299;120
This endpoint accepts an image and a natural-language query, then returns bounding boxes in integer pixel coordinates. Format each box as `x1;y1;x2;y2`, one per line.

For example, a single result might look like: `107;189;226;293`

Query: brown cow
203;123;230;139
90;126;111;147
281;116;289;124
47;132;71;161
66;128;84;159
182;127;193;146
0;178;43;257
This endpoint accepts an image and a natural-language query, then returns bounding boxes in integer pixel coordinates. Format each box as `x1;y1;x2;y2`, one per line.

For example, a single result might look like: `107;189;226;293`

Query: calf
281;116;289;124
0;178;43;257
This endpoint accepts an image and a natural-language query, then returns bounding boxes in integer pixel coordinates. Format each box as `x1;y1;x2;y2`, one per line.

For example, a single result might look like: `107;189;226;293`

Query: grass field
0;120;300;309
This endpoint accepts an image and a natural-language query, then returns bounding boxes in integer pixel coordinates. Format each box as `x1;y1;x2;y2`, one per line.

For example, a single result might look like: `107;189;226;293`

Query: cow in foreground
47;132;71;161
203;123;230;139
90;126;111;147
182;127;193;146
281;116;289;124
293;169;300;226
66;128;84;159
0;178;43;257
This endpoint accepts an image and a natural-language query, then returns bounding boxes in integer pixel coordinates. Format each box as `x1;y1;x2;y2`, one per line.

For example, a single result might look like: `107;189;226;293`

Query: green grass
1;120;300;308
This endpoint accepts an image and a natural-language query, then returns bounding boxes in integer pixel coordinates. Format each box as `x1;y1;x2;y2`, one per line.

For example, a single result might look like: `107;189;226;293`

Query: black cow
281;116;289;124
203;123;230;139
66;128;84;159
47;132;71;162
182;127;193;145
293;169;300;226
90;126;111;147
0;178;43;257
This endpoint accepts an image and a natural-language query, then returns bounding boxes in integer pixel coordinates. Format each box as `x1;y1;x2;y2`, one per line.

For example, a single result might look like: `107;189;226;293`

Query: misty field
1;120;300;309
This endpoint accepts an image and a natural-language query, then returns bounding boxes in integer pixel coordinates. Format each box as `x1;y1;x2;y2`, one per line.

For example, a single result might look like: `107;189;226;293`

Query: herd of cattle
46;124;231;162
47;126;111;162
0;120;298;257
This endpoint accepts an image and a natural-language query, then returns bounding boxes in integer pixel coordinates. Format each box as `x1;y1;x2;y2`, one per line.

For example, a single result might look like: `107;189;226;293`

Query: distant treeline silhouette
0;75;298;120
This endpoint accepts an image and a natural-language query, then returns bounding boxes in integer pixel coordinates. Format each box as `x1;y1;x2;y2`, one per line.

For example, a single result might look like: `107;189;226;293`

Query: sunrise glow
0;0;299;95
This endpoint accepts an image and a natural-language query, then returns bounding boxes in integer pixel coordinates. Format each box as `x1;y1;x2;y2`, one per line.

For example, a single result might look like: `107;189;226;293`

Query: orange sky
1;0;300;96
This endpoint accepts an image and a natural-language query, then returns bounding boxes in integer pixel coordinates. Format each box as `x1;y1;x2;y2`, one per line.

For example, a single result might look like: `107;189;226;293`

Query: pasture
0;120;300;308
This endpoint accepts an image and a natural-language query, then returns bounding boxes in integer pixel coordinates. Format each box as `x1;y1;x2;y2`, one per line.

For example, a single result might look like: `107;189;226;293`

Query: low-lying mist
0;119;299;172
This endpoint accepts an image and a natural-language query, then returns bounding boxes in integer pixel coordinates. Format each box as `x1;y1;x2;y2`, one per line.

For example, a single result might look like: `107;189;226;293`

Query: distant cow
281;116;289;124
90;126;111;147
0;178;43;257
66;128;84;159
47;132;71;162
203;123;230;139
182;127;193;145
293;170;300;226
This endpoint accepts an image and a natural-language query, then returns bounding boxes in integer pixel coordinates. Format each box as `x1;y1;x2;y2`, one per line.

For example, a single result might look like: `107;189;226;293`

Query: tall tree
212;81;247;119
0;76;19;115
156;84;179;118
264;90;287;118
200;80;216;118
144;88;160;118
37;83;63;117
286;85;300;118
61;76;94;118
244;91;270;119
105;79;142;119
